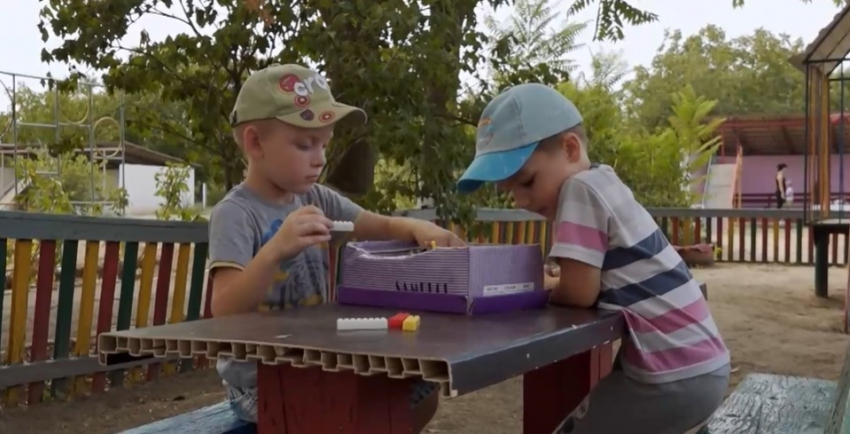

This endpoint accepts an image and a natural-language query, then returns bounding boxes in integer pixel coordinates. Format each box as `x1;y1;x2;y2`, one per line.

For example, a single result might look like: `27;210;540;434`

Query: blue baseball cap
457;83;583;193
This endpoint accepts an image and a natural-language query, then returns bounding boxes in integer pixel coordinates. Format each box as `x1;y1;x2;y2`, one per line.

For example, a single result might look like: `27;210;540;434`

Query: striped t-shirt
550;164;729;384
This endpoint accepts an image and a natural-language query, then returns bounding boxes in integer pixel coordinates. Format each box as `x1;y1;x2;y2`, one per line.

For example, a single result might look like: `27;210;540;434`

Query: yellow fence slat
131;242;158;382
72;240;100;396
170;244;192;324
772;219;780;263
165;243;192;375
4;240;33;406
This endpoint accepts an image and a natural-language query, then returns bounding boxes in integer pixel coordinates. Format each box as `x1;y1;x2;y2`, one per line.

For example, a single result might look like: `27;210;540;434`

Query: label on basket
482;282;535;296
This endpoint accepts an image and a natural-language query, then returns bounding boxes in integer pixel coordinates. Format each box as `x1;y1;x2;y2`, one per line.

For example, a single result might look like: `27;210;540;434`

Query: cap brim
456;142;538;194
278;101;367;129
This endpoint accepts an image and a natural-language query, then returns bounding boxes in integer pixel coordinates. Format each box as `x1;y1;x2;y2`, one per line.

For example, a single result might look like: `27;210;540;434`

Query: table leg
814;227;829;298
257;363;414;434
522;341;614;434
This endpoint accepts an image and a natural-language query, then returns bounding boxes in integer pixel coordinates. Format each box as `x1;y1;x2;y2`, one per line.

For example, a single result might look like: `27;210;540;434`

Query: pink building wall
728;154;850;197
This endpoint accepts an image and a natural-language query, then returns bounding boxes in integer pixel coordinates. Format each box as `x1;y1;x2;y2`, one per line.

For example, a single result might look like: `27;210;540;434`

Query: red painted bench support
523;343;614;434
257;363;413;434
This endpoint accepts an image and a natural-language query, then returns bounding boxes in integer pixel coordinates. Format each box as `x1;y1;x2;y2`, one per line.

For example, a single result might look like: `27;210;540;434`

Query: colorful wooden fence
1;206;847;410
0;211;210;408
397;207;850;267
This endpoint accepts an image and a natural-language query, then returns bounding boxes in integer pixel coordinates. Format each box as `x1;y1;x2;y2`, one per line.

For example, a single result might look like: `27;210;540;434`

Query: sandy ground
0;263;849;433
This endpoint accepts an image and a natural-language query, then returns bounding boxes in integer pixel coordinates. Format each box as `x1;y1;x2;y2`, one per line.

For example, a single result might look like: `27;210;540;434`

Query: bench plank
119;402;255;434
826;339;850;434
707;373;836;434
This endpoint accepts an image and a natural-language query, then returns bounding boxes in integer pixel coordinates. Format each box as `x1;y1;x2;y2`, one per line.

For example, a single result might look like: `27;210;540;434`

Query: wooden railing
0;211;211;408
398;207;850;266
1;206;847;409
733;145;743;208
739;192;850;209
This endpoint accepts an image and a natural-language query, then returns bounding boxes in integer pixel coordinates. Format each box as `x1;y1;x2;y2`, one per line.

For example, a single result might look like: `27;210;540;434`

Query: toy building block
336;317;388;331
332;221;354;232
388;313;410;329
402;315;421;332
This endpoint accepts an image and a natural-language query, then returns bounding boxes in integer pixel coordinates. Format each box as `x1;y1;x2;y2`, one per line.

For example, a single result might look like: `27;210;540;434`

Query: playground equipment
0;70;127;215
791;8;850;225
701;148;740;209
790;4;850;330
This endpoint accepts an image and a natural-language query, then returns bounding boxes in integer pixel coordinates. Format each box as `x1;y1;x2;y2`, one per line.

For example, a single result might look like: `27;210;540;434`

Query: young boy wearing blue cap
457;83;731;434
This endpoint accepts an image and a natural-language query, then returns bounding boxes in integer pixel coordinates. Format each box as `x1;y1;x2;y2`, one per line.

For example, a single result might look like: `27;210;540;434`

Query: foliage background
0;0;838;224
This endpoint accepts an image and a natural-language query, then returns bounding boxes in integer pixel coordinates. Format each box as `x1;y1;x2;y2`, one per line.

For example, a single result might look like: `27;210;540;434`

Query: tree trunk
419;0;468;201
325;138;377;196
318;3;383;197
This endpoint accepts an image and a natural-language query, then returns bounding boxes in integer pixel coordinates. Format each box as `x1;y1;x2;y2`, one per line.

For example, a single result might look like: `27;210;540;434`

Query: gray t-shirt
208;183;363;388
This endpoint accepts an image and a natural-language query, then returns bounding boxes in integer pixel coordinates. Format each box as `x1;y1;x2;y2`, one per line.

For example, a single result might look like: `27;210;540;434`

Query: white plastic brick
332;220;354;232
336;317;388;331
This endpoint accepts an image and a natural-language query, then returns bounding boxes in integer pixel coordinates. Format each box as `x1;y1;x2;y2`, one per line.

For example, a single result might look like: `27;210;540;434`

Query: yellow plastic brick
402;315;421;332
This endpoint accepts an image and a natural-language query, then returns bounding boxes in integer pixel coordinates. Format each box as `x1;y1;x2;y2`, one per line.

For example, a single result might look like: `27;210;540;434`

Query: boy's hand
544;264;560;290
411;220;466;248
271;205;333;261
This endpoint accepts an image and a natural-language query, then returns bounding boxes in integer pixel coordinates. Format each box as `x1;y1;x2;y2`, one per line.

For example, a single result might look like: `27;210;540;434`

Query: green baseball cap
230;64;367;128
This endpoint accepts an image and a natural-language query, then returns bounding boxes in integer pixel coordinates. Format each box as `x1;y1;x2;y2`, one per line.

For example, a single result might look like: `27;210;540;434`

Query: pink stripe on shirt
626;298;711;335
555;221;606;253
623;335;727;373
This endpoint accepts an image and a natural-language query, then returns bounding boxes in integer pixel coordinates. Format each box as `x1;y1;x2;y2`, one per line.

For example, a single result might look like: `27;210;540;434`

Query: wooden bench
119;402;255;434
705;344;850;433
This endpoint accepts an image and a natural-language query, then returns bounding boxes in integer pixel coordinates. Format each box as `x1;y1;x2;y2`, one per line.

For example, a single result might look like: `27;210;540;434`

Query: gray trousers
556;353;730;434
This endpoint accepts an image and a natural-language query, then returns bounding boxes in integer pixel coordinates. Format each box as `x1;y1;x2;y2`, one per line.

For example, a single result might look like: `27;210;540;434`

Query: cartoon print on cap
300;110;315;121
294;95;310;107
319;111;336;123
279;74;300;93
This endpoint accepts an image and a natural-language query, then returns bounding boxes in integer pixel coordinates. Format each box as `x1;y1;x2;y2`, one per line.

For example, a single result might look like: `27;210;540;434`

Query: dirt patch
1;264;848;433
697;264;849;392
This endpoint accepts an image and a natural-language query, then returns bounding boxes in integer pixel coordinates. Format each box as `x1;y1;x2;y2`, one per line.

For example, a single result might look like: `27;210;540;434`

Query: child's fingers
298;221;331;235
301;234;332;246
438;231;466;247
296;213;333;228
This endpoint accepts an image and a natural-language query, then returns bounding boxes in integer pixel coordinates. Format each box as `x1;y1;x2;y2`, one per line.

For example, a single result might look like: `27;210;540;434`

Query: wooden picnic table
811;218;850;298
98;303;624;434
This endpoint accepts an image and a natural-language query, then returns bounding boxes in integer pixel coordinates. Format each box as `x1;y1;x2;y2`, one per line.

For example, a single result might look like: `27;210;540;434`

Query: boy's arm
548;179;608;308
208;202;278;317
313;184;461;246
352;212;427;242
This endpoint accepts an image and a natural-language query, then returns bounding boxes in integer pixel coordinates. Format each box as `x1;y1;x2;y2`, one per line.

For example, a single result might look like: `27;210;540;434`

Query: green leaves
567;0;843;41
154;162;198;221
622;25;808;131
566;0;657;41
38;0;814;224
555;63;722;208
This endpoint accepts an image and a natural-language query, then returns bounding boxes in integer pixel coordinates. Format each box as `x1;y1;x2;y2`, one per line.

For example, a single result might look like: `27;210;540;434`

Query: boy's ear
242;124;264;158
561;132;582;161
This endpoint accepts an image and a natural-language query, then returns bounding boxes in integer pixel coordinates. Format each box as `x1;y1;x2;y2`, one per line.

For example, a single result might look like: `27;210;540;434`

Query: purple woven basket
337;241;548;315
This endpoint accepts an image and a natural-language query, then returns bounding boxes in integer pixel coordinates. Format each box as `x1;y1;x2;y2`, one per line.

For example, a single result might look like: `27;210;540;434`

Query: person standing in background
775;163;788;208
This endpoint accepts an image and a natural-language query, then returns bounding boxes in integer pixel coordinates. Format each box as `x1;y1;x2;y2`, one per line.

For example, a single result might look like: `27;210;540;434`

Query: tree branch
178;0;204;38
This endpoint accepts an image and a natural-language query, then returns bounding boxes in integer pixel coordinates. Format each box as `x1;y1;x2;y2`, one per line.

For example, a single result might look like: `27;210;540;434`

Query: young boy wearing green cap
457;83;731;434
210;63;463;429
